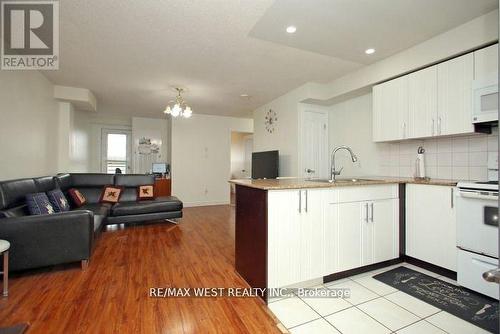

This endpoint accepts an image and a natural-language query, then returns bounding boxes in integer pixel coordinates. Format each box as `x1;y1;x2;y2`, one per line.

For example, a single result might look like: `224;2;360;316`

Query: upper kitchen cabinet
474;44;498;79
372;45;496;142
373;76;409;142
437;53;474;136
408;66;438;138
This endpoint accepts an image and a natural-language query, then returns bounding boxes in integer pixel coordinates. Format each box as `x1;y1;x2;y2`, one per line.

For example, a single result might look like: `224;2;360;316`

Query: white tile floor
268;263;492;334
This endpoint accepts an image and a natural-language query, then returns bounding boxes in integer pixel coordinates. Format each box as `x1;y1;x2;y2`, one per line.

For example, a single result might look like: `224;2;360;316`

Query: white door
301;110;329;179
437;53;474;136
101;129;132;174
409;66;438;138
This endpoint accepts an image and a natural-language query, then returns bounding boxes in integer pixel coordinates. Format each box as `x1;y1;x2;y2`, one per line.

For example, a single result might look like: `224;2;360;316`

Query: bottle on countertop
414;146;427;180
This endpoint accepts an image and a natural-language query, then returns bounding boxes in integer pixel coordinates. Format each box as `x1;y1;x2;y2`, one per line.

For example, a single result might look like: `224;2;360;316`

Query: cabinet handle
431;119;435;136
401;123;406;139
451;188;454;209
437;117;442;135
305;190;308;213
298;190;302;213
370;203;374;222
365;203;369;222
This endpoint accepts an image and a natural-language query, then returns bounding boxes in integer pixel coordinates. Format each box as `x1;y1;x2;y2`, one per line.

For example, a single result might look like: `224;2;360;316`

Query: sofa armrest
0;211;94;271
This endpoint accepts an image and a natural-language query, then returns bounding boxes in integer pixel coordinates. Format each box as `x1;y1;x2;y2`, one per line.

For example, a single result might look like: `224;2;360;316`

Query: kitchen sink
306;178;373;183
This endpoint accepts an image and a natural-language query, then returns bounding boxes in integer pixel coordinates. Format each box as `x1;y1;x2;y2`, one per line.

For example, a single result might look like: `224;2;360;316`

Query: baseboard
403;256;457;280
183;201;230;208
323;258;403;284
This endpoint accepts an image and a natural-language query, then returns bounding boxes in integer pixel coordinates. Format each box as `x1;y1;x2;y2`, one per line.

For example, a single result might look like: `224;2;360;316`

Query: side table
0;240;9;297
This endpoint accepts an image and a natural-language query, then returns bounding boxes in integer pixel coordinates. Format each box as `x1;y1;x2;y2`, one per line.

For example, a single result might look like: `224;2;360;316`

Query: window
102;130;131;174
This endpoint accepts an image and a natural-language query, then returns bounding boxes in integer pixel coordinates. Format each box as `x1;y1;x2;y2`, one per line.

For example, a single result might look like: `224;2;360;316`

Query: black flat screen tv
252;150;279;179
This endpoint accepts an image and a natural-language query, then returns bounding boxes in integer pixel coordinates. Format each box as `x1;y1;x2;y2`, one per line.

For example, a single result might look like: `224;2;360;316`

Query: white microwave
472;73;498;123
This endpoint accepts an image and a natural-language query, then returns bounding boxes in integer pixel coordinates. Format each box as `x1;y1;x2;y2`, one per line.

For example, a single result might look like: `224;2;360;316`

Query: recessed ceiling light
240;94;249;97
286;26;297;34
365;48;376;55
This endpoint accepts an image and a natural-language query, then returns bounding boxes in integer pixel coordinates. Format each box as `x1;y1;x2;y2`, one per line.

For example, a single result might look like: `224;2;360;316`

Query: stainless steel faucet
330;146;358;181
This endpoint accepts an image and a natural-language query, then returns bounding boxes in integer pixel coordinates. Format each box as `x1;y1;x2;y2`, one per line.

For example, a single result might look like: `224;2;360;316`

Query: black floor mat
373;266;499;333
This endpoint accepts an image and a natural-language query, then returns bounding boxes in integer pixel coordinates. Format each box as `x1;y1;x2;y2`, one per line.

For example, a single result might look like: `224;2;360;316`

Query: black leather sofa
0;173;182;272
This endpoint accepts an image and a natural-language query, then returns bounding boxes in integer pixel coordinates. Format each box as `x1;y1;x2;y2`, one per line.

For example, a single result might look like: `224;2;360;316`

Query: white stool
0;240;9;297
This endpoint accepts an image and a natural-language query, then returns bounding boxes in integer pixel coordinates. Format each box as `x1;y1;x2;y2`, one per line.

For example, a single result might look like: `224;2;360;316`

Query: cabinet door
300;189;329;281
437;53;474;136
338;201;364;271
409;66;438;138
371;199;399;263
474;44;498;79
373;76;409;142
406;185;456;271
268;190;302;288
362;199;399;266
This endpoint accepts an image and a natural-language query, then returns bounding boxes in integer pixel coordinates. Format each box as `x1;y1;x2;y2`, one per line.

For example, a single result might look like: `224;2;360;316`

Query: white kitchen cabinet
268;185;399;288
406;184;457;271
368;199;400;264
437;53;474;136
268;189;302;288
268;188;334;287
337;188;399;271
299;189;331;282
337;201;363;272
408;66;438;138
372;45;495;142
373;76;409;142
474;44;498;80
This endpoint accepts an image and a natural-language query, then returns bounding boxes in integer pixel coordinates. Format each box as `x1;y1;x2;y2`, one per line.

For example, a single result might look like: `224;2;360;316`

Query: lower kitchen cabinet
337;198;399;272
365;198;400;265
406;184;457;271
267;185;399;288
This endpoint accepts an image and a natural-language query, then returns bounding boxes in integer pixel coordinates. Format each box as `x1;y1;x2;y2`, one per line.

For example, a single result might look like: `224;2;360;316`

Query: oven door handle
458;191;498;201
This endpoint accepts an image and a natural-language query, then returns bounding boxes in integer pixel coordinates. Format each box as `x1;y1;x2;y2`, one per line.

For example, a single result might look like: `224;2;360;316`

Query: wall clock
265;109;278;133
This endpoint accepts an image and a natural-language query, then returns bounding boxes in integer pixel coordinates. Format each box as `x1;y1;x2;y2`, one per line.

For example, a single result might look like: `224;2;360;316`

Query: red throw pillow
68;188;87;207
137;185;155;201
99;185;123;204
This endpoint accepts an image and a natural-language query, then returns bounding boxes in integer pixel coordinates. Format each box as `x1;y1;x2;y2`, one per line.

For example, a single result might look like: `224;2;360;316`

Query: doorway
230;132;253;205
101;129;132;174
301;110;329;179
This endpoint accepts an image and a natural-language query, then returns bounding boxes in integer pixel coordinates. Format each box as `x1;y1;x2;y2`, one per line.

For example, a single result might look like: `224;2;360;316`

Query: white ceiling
250;0;498;64
42;0;497;119
42;0;361;118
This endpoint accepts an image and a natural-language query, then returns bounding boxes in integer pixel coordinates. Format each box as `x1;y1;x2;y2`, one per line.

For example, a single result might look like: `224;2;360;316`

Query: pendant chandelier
163;88;193;118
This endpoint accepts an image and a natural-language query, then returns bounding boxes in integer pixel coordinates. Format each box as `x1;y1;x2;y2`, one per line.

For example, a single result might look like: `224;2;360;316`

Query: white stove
456;153;498;299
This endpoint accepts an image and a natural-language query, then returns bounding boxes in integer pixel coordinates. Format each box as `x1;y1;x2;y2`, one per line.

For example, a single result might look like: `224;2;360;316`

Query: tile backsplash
378;130;498;181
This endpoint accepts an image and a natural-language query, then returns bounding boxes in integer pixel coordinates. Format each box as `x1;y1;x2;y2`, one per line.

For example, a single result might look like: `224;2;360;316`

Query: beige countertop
228;176;458;190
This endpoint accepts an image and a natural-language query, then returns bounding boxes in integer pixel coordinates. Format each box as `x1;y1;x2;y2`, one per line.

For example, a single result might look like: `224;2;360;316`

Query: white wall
0;71;59;180
73;112;132;172
171;114;253;207
56;102;91;173
328;94;382;177
253;85;310;177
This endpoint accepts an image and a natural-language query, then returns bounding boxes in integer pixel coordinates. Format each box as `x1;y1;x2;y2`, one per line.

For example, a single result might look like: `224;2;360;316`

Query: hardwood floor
0;206;281;334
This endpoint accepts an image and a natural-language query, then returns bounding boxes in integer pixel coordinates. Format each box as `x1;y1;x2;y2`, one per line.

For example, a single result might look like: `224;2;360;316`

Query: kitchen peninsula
230;177;458;302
